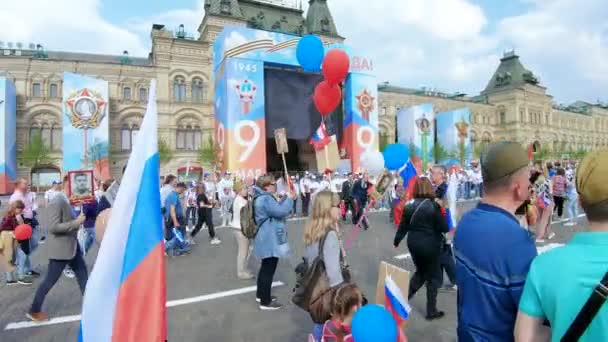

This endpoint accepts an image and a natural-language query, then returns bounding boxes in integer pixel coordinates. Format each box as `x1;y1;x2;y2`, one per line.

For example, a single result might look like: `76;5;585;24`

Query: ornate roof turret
306;0;339;37
204;0;244;19
483;51;541;94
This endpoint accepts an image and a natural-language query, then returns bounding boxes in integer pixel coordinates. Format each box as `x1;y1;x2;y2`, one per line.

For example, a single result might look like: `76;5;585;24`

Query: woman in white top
231;181;253;280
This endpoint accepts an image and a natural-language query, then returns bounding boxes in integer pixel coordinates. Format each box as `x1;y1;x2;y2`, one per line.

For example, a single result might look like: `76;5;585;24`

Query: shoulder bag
561;271;608;341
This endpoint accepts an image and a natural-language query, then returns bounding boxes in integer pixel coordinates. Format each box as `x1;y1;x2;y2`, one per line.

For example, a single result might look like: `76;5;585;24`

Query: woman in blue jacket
253;175;295;310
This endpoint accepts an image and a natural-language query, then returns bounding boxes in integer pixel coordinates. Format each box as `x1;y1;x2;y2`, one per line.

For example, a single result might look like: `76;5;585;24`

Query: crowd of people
0;144;606;341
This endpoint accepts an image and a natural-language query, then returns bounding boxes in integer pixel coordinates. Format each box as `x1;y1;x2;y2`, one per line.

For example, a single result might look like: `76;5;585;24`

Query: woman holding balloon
0;200;33;285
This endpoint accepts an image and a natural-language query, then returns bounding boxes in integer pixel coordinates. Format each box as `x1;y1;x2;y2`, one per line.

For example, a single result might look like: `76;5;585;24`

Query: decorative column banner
436;108;471;168
0;77;17;194
397;104;435;172
216;57;266;182
344;73;379;172
62;72;110;180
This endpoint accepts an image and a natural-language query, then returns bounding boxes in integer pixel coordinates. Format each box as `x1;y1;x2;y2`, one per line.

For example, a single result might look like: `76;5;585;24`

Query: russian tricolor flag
79;80;166;341
309;122;331;151
384;274;411;325
399;161;417;201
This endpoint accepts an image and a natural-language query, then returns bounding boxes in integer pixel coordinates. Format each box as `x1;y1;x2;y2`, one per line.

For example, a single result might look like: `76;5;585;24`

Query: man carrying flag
79;80;166;342
394;161;417;226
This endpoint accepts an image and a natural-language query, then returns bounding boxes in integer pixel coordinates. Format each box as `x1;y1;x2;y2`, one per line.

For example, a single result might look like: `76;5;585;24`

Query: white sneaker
63;268;75;278
535;239;545;243
548;232;556;240
564;222;576;226
210;238;222;245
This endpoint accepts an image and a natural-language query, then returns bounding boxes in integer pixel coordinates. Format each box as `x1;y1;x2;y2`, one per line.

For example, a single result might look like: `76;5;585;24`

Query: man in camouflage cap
454;142;537;341
516;150;608;341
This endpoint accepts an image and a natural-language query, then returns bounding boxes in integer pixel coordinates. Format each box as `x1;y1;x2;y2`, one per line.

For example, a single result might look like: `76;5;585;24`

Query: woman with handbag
303;191;351;341
394;177;449;320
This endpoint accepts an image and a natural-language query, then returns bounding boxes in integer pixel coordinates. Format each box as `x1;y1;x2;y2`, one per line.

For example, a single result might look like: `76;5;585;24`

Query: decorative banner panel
0;77;17;194
62;72;110;180
344;73;379;172
436;108;471;167
397;104;435;172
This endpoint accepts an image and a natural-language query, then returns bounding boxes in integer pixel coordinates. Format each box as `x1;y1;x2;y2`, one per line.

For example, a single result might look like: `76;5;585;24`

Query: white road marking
394;253;411;260
4;281;284;331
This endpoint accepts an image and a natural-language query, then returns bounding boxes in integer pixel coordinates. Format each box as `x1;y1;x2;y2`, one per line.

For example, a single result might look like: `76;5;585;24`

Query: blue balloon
296;35;325;72
352;304;398;342
383;143;409;170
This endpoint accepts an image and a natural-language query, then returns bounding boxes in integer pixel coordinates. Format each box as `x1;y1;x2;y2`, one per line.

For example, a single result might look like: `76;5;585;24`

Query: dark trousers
292;197;298;215
439;244;456;285
185;207;197;226
553;196;565;218
256;257;278;305
301;193;311;216
342;199;354;221
192;209;214;239
407;236;442;316
31;245;88;313
353;200;369;229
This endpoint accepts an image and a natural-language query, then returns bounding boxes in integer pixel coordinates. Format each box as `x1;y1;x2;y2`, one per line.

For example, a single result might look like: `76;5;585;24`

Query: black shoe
18;278;33;285
259;301;283;311
425;311;445;321
6;280;18;286
27;271;41;277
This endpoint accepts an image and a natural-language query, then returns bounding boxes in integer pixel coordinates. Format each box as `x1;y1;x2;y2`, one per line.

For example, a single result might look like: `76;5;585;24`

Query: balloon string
344;201;372;251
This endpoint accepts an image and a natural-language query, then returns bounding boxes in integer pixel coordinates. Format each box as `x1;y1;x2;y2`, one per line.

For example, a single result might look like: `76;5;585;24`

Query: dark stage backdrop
264;67;343;141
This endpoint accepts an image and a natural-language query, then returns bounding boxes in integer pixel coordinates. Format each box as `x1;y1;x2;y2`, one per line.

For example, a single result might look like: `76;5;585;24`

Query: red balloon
14;224;32;241
313;81;342;116
322;49;350;85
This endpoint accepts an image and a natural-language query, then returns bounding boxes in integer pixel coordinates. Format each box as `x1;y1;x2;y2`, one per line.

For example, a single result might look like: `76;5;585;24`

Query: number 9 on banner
356;126;375;153
234;120;261;162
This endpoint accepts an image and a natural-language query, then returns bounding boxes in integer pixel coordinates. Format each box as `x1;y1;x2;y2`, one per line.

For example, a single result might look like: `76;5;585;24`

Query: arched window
121;125;139;151
192;78;205;103
123;87;132;100
139;87;148;102
29;125;61;151
499;108;506;124
173;77;186;102
49;84;58;98
32;82;42;97
177;125;202;150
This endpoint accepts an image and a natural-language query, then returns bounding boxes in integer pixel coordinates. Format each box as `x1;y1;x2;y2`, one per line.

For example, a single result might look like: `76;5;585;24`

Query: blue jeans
17;227;39;277
79;228;96;256
567;197;579;220
165;227;190;256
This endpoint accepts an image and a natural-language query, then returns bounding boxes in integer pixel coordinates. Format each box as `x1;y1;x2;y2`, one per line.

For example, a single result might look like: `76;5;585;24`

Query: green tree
534;146;553;162
85;138;111;175
158;138;174;166
198;136;217;168
20;133;54;169
572;148;588;160
472;143;485;160
20;133;55;191
433;142;450;164
379;133;389;152
458;141;467;166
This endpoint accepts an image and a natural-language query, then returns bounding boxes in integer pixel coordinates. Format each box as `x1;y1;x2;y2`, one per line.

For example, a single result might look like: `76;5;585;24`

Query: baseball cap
52;180;62;185
576;150;608;207
481;142;528;183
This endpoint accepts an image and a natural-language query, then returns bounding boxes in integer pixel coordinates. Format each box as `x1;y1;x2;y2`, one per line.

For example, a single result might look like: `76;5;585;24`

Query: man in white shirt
299;172;312;216
290;175;300;216
330;172;343;194
216;172;234;227
44;181;62;206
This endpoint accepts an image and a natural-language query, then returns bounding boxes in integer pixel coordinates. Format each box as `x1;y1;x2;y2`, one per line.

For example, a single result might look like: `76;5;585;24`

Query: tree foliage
198;136;217;167
158;138;174;166
433;142;450;163
19;132;54;168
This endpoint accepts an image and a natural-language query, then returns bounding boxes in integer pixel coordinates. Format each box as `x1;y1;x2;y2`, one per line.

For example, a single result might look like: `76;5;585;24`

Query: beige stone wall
378;86;608;155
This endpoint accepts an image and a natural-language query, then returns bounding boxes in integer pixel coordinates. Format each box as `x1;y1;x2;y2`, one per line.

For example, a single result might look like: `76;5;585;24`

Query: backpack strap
561;271;608;341
252;193;272;227
318;229;333;262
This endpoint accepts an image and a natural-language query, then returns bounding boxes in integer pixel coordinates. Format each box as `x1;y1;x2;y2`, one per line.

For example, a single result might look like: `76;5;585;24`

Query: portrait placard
274;128;288;154
67;170;95;205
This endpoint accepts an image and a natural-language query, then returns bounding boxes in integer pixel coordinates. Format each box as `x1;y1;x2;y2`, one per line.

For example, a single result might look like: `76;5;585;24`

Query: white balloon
360;151;385;176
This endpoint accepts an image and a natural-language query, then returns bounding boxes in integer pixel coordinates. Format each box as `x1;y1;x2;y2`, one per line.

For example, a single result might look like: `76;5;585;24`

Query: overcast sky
1;0;606;104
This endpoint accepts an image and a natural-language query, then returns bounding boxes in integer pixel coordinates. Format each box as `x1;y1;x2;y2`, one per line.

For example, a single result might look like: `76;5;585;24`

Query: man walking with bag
515;150;608;341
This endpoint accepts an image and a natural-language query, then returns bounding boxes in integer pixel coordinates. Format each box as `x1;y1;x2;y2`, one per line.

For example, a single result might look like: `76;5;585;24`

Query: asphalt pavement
0;200;587;342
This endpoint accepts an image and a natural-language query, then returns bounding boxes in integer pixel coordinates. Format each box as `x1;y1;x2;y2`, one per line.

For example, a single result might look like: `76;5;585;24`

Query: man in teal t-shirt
516;150;608;341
